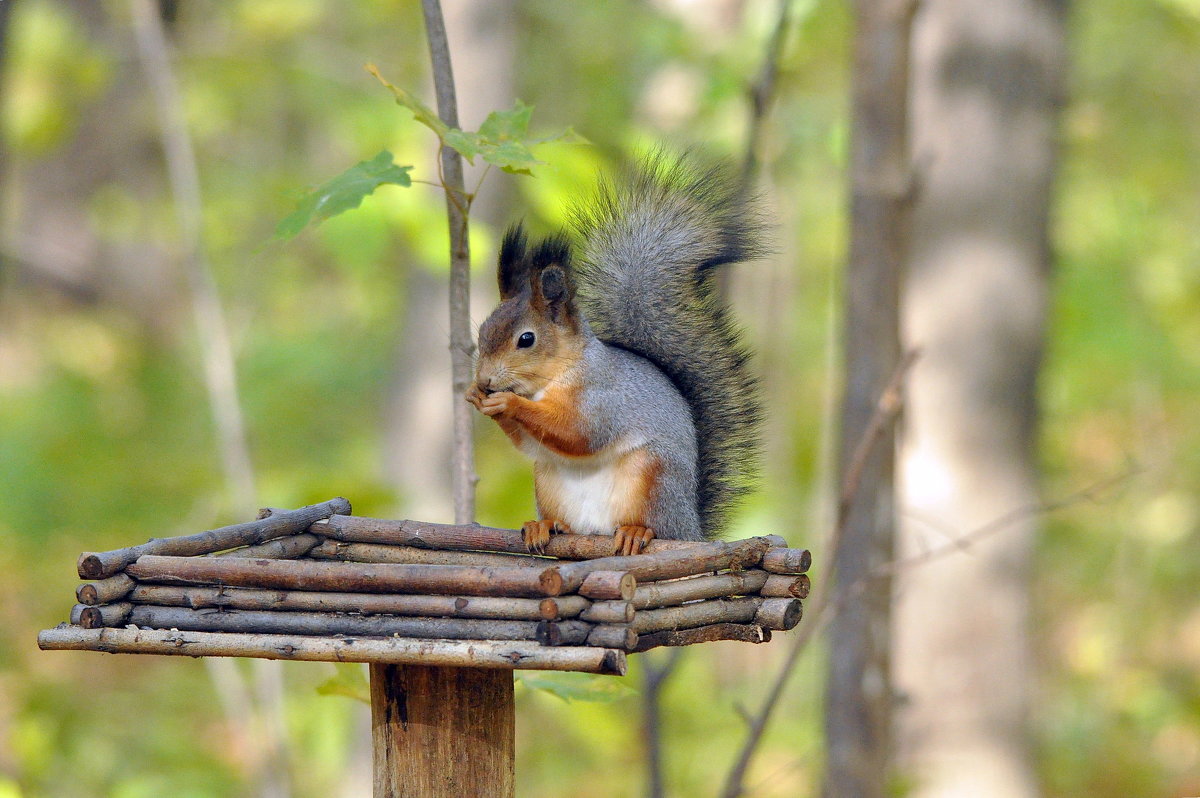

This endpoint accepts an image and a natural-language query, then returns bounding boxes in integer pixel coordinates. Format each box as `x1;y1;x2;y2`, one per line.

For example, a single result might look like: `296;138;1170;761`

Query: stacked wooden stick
39;498;812;676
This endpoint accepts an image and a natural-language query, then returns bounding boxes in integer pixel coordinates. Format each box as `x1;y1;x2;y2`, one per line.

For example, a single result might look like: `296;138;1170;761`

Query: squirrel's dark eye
517;331;536;349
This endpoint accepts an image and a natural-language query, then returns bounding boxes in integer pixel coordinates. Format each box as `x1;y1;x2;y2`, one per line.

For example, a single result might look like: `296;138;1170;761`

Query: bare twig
420;0;476;525
641;648;684;798
742;0;795;182
873;466;1138;581
720;460;1133;798
38;626;628;675
721;351;916;798
835;349;919;535
130;0;255;513
128;6;286;798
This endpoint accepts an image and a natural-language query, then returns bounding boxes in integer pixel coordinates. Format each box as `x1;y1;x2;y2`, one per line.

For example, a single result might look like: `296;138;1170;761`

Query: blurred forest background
1;0;1199;796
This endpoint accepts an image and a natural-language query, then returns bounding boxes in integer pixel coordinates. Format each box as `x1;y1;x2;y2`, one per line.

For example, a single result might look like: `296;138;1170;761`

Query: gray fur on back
575;336;702;541
570;152;764;538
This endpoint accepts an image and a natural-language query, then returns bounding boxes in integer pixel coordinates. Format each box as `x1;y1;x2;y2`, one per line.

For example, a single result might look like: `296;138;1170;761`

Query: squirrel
465;153;763;555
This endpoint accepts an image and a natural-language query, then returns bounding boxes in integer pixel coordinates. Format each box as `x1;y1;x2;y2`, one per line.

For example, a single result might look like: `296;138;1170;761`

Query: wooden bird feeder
39;498;811;795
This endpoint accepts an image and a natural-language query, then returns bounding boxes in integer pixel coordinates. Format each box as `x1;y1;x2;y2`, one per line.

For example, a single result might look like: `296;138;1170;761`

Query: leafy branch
275;63;580;241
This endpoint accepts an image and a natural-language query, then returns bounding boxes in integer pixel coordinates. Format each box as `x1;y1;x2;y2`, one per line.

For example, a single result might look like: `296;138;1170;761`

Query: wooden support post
370;664;514;798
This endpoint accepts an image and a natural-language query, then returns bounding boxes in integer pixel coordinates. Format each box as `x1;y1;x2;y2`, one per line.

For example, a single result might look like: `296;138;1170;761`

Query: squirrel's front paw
614;525;655;556
521;519;571;554
480;391;518;418
465;383;487;410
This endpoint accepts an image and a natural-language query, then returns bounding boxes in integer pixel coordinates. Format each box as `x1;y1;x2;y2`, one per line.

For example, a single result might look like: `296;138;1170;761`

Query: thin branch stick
834;349;919;535
553;537;773;592
420;0;475;525
37;626;627;675
719;465;1130;798
128;584;577;621
213;533;322;559
754;598;803;630
586;625;638;651
127;605;549;641
634;624;771;653
539;596;592;620
77;573;136;606
128;8;284;790
578;571;636;600
759;548;812;574
534;620;593;646
130;0;256;513
579;601;635;624
319;515;786;559
126;555;566;597
78;602;133;629
641;647;685;798
308;540;550;568
872;467;1138;580
78;498;350;579
742;0;795;181
631;571;769;609
760;574;810;599
722;350;917;798
633;598;762;634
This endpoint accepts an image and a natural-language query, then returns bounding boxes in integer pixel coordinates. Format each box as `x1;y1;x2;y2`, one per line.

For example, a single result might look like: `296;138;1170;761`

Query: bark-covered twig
722;349;918;798
213;533;322;560
641;647;684;798
633;597;761;634
631;571;769;609
760;574;810;599
38;625;627;675
553;537;774;592
318;515;786;559
76;573;136;606
760;548;812;574
126;554;566;597
420;0;476;525
742;0;796;182
128;584;584;621
125;604;549;641
309;539;550;568
720;469;1131;798
634;624;770;653
77;498;350;579
130;0;256;513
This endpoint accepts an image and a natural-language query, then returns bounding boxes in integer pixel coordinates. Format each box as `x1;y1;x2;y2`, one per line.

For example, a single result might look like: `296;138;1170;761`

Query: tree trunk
823;1;913;796
894;1;1065;796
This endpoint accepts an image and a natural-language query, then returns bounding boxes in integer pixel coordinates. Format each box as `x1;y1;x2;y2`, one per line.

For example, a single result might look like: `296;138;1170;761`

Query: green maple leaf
276;150;413;239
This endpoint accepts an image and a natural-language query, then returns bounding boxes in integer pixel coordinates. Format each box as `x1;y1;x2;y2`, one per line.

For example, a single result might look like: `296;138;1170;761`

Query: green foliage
516;672;638;704
275;150;413;238
368;64;582;175
315;663;371;704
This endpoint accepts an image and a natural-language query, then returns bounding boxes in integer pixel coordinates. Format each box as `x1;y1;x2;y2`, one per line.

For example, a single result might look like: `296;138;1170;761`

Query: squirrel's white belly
547;464;621;535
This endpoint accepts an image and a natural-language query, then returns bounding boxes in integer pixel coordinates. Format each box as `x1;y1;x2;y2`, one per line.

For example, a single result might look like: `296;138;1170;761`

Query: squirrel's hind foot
614;525;655;556
521;519;572;554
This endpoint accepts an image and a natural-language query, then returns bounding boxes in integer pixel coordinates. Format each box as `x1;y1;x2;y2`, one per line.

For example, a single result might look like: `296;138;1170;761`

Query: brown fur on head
475;225;583;398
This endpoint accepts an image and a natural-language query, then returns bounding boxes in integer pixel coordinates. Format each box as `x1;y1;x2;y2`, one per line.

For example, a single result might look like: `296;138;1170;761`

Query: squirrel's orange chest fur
501;380;661;535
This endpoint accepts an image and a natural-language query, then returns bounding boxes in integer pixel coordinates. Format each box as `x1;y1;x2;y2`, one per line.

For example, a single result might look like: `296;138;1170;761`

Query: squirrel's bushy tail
571;152;764;538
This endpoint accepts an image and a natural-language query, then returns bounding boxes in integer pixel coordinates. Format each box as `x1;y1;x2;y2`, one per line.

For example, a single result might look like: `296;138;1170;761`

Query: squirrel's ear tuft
530;235;572;274
498;223;530;300
529;234;576;323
